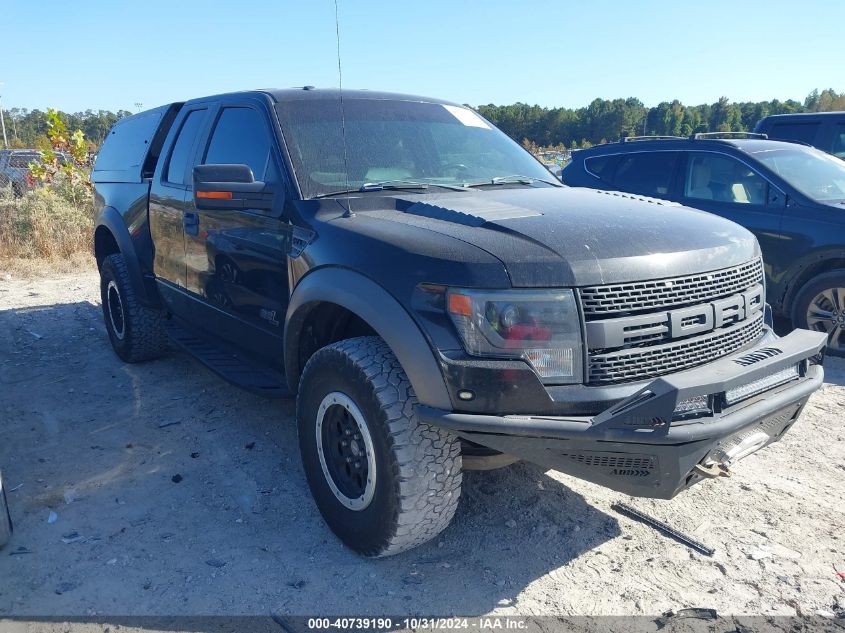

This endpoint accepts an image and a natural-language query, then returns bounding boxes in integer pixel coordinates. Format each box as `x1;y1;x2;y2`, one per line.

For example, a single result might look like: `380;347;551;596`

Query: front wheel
297;336;462;557
792;270;845;357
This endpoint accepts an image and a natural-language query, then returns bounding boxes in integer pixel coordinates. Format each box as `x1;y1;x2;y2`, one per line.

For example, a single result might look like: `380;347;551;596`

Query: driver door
183;103;291;366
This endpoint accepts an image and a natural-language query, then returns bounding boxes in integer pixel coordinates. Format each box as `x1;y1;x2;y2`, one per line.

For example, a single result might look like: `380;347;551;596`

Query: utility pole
0;82;8;148
134;102;143;113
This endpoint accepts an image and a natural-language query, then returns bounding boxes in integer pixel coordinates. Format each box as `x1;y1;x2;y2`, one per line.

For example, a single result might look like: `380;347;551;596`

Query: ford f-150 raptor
91;88;827;557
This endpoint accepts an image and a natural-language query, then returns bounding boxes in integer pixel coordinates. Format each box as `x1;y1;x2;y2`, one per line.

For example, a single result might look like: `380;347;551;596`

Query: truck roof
228;87;463;107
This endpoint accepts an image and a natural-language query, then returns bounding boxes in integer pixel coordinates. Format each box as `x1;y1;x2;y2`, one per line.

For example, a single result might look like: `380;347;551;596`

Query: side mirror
193;164;275;210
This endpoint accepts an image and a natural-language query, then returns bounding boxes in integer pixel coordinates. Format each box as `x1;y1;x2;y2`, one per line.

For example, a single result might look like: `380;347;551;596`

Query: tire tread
298;336;462;556
102;253;167;362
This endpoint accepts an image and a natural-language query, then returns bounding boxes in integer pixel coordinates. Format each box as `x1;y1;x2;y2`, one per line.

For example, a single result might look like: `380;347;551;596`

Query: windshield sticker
443;105;491;129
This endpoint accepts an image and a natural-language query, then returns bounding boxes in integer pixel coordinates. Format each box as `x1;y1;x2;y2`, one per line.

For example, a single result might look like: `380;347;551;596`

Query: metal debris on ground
61;531;82;544
612;502;715;557
655;608;718;629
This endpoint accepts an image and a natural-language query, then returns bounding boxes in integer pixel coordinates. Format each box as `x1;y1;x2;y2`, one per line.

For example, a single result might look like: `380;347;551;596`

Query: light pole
134;102;143;113
0;82;8;148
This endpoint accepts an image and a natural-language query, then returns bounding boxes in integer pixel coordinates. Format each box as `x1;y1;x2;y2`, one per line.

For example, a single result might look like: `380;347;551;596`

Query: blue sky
2;0;842;113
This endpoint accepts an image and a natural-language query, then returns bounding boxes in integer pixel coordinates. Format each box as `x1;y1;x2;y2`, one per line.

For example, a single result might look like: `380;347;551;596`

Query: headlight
446;288;583;384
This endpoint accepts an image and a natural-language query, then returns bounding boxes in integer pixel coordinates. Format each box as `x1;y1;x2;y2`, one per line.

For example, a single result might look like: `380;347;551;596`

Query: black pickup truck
92;88;827;557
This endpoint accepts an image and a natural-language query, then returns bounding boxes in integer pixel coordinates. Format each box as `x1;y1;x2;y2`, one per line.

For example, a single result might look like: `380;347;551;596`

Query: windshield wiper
465;175;562;188
361;179;471;192
313;180;470;198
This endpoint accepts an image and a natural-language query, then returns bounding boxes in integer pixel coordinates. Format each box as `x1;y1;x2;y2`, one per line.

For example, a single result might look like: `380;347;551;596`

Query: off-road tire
100;253;168;363
792;270;845;357
297;336;462;557
0;475;12;549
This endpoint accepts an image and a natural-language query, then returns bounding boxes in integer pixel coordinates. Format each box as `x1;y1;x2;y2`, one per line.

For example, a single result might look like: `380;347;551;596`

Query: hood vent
402;197;542;227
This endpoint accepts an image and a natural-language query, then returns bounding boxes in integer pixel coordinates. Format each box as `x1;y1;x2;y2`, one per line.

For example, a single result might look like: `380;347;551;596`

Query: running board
164;321;292;399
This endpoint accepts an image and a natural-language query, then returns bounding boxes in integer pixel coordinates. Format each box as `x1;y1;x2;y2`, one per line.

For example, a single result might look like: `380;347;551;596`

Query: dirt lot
1;271;844;620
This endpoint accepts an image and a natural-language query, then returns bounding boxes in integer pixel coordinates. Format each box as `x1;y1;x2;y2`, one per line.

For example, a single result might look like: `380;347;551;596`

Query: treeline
3;88;844;151
476;88;845;149
2;108;133;150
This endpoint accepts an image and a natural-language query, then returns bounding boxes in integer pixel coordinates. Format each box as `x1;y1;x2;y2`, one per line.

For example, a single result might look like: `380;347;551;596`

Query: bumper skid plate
420;329;826;499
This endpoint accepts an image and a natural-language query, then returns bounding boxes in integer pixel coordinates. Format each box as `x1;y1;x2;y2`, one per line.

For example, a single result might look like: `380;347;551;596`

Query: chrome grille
581;258;763;317
588;312;764;384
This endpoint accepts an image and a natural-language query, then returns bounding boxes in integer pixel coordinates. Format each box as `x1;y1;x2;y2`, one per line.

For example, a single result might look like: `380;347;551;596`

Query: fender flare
95;207;158;307
284;267;453;410
778;247;845;315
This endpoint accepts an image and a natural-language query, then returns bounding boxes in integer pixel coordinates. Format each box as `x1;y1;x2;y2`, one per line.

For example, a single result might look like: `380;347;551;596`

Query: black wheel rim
106;280;126;340
315;392;376;510
806;287;845;352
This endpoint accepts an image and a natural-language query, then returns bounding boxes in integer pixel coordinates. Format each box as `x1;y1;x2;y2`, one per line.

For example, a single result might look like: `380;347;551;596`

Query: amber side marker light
447;293;473;317
197;191;233;200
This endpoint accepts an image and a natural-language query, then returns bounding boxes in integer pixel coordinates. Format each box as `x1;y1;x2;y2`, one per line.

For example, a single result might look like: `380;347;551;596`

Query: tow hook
693;462;732;479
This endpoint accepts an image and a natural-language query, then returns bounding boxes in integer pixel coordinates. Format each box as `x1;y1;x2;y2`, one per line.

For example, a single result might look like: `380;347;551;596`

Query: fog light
524;347;574;380
724;365;799;406
457;390;475;401
673;395;711;418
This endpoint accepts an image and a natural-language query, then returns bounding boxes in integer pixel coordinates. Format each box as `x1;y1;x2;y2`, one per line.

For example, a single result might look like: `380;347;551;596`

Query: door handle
184;212;199;236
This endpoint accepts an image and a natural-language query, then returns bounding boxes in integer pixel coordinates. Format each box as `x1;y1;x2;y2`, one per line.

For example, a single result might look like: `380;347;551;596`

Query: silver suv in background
0;149;41;196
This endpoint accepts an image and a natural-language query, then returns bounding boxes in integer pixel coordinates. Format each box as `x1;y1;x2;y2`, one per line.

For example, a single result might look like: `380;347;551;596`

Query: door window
610;152;678;197
165;109;207;185
684;153;767;205
204;108;275;182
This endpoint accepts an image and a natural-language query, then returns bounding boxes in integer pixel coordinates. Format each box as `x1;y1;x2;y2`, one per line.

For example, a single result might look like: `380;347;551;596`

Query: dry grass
0;182;95;277
0;251;95;278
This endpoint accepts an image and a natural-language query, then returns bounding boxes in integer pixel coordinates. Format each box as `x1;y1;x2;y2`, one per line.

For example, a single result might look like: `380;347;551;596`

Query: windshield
275;98;555;199
750;146;845;203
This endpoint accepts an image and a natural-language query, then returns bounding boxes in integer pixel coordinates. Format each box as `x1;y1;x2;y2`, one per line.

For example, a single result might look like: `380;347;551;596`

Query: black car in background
562;135;845;354
754;112;845;159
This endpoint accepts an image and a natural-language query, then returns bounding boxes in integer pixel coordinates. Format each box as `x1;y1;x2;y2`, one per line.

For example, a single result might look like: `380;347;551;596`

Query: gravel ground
0;271;844;621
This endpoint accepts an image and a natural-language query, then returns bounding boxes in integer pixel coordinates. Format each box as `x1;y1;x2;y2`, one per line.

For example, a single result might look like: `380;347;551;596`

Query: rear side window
610;152;678;196
94;110;163;174
584;155;619;182
204;108;274;181
166;110;207;185
768;122;820;145
9;153;39;168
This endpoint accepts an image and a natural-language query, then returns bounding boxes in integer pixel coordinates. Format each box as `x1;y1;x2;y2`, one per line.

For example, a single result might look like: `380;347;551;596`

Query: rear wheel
100;253;168;362
792;271;845;357
297;336;462;557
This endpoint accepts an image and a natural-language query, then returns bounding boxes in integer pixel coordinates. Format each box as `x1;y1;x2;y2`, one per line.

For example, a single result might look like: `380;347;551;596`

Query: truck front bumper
418;329;827;499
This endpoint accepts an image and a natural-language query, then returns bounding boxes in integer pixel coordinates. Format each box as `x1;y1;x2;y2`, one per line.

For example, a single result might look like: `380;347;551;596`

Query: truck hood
364;186;760;287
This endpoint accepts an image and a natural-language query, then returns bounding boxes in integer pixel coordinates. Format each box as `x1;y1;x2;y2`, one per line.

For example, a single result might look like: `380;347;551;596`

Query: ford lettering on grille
582;259;767;384
586;283;764;349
